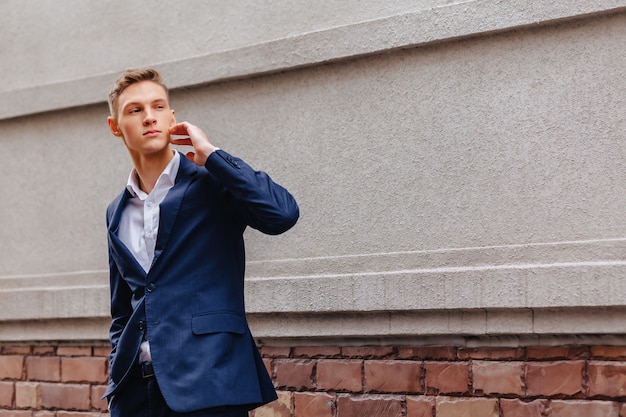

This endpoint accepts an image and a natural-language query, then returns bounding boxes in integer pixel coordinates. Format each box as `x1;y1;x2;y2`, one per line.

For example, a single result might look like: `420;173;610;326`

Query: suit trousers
109;366;250;417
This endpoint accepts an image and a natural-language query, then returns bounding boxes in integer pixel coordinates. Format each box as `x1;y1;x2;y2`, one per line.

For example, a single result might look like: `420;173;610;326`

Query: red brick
472;361;524;396
92;347;111;358
0;381;13;407
25;357;60;382
406;395;435;417
253;391;292;417
317;359;362;392
424;361;469;394
0;355;23;380
0;410;32;416
501;399;548;417
262;358;272;378
526;361;584;397
398;346;456;360
275;360;315;390
15;382;39;409
39;382;90;410
364;360;422;393
588;361;626;397
549;400;619;417
591;346;626;360
90;385;108;411
620;403;626;417
34;411;56;417
458;347;523;360
294;392;334;417
526;346;589;360
293;346;340;358
336;394;402;417
61;357;107;383
436;397;498;417
260;346;291;358
1;346;31;355
56;347;91;357
342;346;394;358
32;347;55;356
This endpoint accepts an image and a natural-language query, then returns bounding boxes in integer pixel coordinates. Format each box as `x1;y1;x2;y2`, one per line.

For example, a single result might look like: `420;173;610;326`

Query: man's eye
129;108;140;114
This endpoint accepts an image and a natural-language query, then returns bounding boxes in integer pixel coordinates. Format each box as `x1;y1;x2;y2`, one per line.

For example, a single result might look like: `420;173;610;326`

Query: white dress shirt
118;151;180;362
118;151;180;272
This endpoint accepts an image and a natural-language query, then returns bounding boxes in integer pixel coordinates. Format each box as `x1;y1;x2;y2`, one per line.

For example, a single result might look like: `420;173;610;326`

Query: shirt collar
126;151;181;199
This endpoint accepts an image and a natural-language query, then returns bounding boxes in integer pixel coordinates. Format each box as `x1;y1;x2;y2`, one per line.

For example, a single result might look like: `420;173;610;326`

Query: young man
104;68;299;417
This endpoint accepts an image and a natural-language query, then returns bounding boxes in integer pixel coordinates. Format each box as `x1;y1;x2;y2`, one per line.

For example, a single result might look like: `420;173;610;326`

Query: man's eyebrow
122;101;140;109
121;98;167;109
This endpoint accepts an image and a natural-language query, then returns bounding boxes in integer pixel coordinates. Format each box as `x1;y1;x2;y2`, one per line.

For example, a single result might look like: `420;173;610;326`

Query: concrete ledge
1;0;624;120
246;263;626;312
0;318;109;342
3;308;626;344
248;307;626;342
0;270;109;321
1;238;626;342
246;238;626;312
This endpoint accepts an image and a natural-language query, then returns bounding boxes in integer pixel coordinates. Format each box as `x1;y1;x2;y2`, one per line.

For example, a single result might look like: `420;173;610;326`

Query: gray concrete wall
1;0;626;345
0;0;456;93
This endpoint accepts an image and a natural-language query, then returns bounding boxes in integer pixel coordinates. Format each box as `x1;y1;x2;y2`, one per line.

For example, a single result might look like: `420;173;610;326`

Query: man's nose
143;110;156;125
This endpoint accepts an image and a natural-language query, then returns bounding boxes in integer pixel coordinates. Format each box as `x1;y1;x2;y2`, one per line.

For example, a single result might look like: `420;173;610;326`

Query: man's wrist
197;144;218;165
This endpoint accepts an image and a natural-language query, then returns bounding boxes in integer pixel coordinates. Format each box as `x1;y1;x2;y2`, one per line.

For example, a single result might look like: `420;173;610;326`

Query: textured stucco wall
0;0;454;93
1;1;625;343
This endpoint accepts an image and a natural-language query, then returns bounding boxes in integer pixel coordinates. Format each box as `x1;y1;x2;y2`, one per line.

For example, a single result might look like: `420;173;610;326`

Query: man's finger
168;123;190;135
170;137;192;146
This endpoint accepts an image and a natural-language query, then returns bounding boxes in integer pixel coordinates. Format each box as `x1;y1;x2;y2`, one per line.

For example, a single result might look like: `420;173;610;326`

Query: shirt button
147;283;155;293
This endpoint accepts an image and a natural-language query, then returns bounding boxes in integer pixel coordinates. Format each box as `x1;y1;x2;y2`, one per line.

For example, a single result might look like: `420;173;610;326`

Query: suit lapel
107;189;147;278
107;189;133;262
107;189;130;236
151;153;197;269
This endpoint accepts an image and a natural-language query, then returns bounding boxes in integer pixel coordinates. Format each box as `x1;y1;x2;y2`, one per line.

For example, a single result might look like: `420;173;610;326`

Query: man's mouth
144;130;161;136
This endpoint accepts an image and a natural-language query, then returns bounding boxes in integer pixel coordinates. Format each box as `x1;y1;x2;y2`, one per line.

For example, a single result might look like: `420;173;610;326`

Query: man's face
108;81;176;157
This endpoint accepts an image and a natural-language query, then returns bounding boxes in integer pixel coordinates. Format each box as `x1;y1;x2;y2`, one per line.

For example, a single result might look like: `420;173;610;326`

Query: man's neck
130;148;175;194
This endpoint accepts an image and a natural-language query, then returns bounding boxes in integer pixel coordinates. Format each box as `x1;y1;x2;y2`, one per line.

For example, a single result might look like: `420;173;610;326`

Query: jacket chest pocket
191;312;246;335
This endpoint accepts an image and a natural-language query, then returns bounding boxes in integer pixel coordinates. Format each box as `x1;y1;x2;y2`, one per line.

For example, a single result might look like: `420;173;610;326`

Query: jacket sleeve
204;149;299;235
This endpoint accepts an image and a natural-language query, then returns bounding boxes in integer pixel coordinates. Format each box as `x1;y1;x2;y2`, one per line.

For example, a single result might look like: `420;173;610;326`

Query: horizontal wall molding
0;318;109;343
247;307;626;344
1;0;625;120
2;238;626;342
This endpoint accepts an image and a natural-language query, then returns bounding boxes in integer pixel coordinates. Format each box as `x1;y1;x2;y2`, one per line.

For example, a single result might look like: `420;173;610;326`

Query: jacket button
139;321;145;330
147;283;155;293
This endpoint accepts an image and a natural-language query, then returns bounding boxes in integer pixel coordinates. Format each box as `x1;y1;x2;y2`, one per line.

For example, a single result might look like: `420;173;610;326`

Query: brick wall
0;343;109;417
2;343;626;417
252;344;626;417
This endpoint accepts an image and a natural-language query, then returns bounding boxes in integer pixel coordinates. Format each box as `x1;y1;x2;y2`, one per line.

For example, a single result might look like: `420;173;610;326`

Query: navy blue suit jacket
104;150;299;412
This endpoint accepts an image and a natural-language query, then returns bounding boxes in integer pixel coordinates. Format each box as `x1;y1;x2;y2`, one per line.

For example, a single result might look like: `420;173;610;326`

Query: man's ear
107;117;122;137
170;109;176;126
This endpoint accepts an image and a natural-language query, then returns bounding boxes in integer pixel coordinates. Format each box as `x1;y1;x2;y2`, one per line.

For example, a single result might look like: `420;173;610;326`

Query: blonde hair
108;68;169;119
